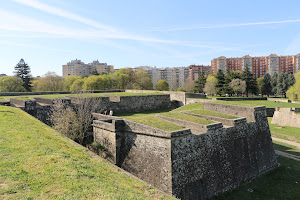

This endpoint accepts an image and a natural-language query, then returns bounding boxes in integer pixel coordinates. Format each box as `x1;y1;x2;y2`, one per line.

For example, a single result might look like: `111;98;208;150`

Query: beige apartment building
211;54;300;78
62;59;114;77
135;66;189;90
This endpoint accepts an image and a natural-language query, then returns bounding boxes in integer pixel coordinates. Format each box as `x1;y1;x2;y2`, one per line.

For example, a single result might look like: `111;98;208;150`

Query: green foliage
214;100;300;108
193;72;206;93
262;73;272;96
277;73;289;97
14;58;32;92
241;64;257;96
33;72;64;91
133;69;153;90
177;87;184;92
156;79;169;91
229;79;246;96
0;76;25;92
64;76;81;91
271;72;278;95
70;78;85;92
257;77;264;95
215;69;225;95
203;75;218;95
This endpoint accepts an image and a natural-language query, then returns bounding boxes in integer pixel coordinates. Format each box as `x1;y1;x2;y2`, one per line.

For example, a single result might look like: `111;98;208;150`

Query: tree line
184;64;296;97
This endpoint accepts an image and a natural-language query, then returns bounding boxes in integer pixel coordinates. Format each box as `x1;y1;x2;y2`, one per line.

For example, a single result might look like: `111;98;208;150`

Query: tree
215;69;225;95
14;58;32;91
33;72;64;91
156;79;169;91
262;73;272;96
70;78;85;92
193;72;206;93
286;72;300;100
91;70;99;76
257;77;264;95
288;73;295;87
183;78;194;92
241;64;257;96
83;75;103;91
51;93;98;145
133;69;153;90
203;75;218;95
64;76;82;91
277;73;289;97
229;79;246;96
271;72;278;95
177;87;184;92
0;76;25;92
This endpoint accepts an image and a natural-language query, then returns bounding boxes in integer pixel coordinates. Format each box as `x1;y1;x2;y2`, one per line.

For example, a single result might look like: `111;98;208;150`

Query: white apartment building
135;66;189;90
62;59;114;77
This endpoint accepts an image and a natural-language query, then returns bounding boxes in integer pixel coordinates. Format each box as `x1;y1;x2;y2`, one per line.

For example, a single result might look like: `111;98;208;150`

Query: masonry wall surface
170;108;277;200
271;107;300;128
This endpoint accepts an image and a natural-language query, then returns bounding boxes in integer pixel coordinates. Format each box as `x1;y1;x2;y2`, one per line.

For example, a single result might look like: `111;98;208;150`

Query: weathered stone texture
272;107;300;128
92;103;278;200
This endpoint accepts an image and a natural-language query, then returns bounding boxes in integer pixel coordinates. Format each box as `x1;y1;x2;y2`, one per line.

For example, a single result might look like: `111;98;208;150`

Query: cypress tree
241;64;257;96
14;59;32;92
262;73;272;96
271;72;278;96
193;72;206;93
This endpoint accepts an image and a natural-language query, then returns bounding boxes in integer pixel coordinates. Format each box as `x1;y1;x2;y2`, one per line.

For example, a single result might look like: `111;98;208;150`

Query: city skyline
1;0;300;76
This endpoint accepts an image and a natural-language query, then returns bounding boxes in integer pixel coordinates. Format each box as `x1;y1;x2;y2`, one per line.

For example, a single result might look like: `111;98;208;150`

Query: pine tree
262;73;272;96
277;73;289;97
241;64;257;96
288;73;295;87
14;59;32;91
215;69;225;96
193;72;206;93
271;72;278;96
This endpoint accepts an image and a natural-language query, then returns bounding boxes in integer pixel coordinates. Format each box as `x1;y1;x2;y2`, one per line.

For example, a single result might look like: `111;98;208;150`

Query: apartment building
134;66;189;90
62;59;114;77
211;53;300;78
188;65;212;80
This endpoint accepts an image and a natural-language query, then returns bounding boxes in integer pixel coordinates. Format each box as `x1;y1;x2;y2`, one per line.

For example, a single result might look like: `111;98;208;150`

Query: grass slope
212;156;300;200
214;100;300;108
268;117;300;143
126;116;184;131
0;106;174;200
161;112;215;125
186;109;238;119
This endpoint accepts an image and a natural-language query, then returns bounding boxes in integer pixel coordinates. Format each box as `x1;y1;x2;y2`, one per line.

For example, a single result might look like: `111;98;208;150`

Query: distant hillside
0;106;175;200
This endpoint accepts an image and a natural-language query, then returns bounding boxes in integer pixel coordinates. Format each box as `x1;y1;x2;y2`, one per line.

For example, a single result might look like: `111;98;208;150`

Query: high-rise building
211;54;300;78
62;59;114;77
188;65;212;80
134;66;189;90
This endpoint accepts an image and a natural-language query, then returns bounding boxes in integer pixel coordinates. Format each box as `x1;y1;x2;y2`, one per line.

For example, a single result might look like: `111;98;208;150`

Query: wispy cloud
13;0;116;32
149;19;300;31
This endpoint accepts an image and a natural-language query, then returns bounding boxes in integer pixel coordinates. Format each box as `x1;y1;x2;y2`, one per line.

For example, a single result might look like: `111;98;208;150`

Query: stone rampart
92;105;278;200
202;102;259;122
0;101;10;106
271;107;300;128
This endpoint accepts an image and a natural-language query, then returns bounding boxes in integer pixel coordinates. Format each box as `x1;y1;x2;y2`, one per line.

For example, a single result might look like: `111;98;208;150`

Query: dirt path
275;150;300;161
272;137;300;149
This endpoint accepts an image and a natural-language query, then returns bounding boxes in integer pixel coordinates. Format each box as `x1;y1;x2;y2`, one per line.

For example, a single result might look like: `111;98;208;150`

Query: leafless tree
51;92;98;145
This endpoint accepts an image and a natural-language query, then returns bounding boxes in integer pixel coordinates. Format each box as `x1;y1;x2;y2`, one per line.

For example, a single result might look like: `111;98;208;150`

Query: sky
1;0;300;76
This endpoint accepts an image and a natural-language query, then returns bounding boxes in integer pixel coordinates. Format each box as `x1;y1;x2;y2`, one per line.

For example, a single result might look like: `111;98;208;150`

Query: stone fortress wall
92;103;278;200
271;107;300;128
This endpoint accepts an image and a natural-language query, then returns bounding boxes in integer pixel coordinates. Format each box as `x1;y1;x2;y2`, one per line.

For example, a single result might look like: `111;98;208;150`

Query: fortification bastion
92;103;278;200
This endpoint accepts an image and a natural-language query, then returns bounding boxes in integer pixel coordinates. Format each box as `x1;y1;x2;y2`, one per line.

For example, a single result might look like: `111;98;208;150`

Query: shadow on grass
273;143;300;157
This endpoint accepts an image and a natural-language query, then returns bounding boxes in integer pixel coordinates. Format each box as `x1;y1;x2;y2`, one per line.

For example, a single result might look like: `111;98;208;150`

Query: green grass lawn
0;106;175;200
268;117;300;143
173;103;203;111
161;112;215;125
116;109;171;118
186;109;238;119
212;156;300;200
213;100;300;108
126;116;184;131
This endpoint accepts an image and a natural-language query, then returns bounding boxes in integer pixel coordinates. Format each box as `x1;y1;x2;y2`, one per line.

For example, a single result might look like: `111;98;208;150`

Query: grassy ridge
213;100;300;108
0;106;174;200
186;109;238;119
126;116;184;131
161;112;215;125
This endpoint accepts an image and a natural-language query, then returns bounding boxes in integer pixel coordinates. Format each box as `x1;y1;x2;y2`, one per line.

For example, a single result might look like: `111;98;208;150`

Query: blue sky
1;0;300;76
